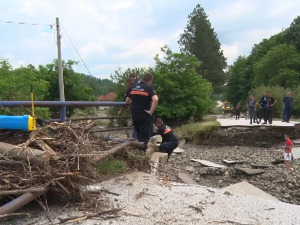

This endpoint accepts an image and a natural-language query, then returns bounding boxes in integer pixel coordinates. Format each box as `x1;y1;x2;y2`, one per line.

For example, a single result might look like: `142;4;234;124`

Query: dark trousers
249;108;257;124
262;107;268;122
235;111;240;120
132;112;153;147
267;107;274;123
159;142;178;158
284;107;292;122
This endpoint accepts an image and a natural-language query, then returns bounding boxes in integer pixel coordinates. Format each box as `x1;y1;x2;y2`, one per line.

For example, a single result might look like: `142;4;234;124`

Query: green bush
95;159;127;175
175;120;220;143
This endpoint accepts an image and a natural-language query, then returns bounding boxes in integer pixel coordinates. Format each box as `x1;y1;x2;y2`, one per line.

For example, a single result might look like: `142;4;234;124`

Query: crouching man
151;118;178;159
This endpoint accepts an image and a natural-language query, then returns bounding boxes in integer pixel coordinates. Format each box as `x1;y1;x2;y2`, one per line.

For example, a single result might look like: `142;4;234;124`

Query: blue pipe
0;115;36;131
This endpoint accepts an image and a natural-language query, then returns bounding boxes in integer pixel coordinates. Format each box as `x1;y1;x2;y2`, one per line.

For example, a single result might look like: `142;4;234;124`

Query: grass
175;120;220;143
95;159;127;175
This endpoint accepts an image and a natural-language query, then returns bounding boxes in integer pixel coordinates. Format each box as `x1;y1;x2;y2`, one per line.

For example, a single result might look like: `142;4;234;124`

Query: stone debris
150;152;168;164
173;147;185;154
191;159;227;168
292;147;300;160
222;159;247;165
237;167;265;175
250;163;270;168
177;172;198;185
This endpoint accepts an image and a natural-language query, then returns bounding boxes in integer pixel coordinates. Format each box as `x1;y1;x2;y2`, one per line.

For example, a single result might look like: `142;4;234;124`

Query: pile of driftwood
0;121;143;219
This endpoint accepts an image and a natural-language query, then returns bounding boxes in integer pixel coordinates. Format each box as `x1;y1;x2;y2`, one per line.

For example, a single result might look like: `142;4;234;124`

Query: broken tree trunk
96;141;144;161
35;140;60;160
0;142;50;168
0;187;47;215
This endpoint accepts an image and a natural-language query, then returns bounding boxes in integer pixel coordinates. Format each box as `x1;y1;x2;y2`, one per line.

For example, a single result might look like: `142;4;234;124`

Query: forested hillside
226;16;300;117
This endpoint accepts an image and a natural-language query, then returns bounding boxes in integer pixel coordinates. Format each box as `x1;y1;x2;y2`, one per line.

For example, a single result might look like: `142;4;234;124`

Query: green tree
253;44;300;88
153;46;214;121
286;16;300;51
178;4;227;93
38;60;94;117
226;56;252;107
0;60;50;118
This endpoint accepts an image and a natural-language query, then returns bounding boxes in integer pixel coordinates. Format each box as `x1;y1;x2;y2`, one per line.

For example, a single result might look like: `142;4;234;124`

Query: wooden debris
95;141;144;162
0;142;50;168
0;212;30;220
0;187;48;215
35;140;60;160
58;208;122;224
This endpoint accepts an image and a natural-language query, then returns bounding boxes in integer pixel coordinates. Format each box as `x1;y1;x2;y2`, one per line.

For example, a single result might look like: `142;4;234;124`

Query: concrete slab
191;159;226;168
222;181;278;201
217;118;298;127
222;159;247;165
292;147;300;160
150;152;168;164
173;147;185;154
237;167;265;175
177;172;198;185
250;163;270;169
293;139;300;144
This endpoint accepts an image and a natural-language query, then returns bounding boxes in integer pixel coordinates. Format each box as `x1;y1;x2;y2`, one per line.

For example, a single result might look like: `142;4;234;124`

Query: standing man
266;92;277;125
282;92;293;123
129;73;140;84
260;91;269;124
125;73;158;150
247;95;258;124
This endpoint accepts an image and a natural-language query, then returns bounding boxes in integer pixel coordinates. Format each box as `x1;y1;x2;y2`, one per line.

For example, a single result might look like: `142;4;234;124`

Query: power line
61;24;93;77
0;20;54;28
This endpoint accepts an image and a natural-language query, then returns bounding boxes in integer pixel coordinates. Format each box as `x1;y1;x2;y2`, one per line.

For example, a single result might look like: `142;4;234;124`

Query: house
97;91;117;101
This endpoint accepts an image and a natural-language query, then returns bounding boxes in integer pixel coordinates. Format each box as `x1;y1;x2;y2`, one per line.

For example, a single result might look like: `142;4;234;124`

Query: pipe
0;101;127;107
89;126;134;133
0;115;36;131
0;188;47;215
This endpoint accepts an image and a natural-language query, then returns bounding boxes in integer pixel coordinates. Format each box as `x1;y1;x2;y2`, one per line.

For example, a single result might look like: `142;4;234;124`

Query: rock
185;166;195;172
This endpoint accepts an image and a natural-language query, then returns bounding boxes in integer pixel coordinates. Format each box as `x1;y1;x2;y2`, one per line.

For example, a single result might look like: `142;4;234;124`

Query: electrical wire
0;20;53;28
61;24;93;77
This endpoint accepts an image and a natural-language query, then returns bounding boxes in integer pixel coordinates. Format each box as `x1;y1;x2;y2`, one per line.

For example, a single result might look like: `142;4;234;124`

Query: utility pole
56;17;66;122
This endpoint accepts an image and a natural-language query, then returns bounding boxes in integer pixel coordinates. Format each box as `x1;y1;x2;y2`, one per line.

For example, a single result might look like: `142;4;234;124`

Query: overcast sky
1;0;299;79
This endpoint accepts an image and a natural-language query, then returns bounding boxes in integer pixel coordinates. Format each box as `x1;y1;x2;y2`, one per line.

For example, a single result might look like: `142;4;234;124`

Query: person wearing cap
284;134;293;172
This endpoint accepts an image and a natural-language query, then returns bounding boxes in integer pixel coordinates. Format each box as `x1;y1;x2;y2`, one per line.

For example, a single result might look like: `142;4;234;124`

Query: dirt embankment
197;125;300;147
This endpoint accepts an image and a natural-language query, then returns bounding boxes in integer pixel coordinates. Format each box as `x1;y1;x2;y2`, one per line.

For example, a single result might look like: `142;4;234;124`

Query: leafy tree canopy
153;46;214;121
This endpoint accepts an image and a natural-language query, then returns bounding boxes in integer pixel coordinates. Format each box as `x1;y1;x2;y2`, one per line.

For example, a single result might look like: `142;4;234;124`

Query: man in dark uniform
125;73;158;150
266;91;276;124
260;91;268;124
151;118;178;159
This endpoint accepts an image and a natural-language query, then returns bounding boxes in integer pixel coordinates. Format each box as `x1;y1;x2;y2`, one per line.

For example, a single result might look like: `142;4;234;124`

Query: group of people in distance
235;91;293;125
118;73;178;160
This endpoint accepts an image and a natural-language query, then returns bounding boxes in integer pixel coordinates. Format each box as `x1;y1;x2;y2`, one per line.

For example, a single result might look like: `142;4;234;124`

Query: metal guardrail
0;101;128;122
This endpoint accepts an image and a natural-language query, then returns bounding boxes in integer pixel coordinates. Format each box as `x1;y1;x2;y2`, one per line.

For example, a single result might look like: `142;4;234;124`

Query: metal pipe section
0;101;127;107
